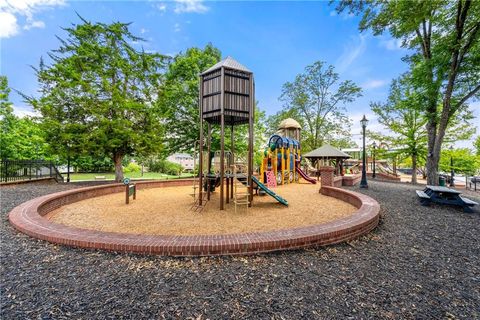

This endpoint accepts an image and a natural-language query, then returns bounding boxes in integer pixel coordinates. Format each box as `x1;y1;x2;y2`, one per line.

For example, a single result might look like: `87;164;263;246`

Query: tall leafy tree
371;75;474;183
160;44;221;154
337;0;480;184
27;17;168;181
278;61;362;152
1;76;50;160
474;136;480;156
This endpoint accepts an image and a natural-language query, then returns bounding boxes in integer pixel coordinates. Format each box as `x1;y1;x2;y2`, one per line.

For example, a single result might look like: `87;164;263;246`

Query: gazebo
303;144;351;177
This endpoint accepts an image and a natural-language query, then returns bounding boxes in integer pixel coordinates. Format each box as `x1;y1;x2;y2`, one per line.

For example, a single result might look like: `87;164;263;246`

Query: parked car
471;176;480;184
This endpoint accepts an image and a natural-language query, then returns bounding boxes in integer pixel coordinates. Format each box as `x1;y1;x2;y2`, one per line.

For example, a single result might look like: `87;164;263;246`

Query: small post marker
123;178;136;204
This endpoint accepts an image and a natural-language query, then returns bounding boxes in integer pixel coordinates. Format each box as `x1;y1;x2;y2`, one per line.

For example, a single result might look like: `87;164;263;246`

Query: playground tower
198;57;255;210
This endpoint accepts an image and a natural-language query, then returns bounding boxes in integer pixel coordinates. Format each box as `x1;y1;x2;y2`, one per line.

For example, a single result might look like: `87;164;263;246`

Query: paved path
1;180;479;319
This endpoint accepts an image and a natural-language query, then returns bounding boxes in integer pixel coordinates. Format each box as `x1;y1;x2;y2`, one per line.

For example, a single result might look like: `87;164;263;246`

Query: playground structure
195;56;255;211
260;118;317;186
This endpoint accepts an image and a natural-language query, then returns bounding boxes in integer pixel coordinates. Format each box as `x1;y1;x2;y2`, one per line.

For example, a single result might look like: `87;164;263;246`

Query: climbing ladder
190;140;209;213
233;164;250;213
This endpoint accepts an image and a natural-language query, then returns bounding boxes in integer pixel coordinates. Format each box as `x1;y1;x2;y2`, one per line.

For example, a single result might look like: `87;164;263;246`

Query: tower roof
278;118;302;130
200;56;252;75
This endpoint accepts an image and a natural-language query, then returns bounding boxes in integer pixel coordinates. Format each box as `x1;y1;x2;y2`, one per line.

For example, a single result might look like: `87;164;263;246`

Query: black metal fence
0;159;64;183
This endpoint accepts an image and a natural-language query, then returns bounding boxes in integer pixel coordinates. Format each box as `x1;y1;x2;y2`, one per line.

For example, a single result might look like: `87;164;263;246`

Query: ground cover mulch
46;183;356;235
1;180;479;319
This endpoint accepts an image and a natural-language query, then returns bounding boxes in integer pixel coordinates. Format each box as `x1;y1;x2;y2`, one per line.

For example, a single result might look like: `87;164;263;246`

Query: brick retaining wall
9;180;380;256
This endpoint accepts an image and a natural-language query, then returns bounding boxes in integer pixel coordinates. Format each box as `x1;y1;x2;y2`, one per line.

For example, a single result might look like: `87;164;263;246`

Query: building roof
303;144;351;159
278;118;302;130
200;56;252;75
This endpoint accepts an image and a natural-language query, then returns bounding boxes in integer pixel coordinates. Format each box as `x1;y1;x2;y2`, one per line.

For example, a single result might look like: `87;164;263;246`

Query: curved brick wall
9;180;380;256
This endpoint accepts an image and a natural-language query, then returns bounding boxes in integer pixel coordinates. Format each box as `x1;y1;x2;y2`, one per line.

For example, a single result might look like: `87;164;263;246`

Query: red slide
295;165;317;184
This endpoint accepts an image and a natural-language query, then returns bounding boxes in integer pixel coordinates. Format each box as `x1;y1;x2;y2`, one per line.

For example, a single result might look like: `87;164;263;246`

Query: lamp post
360;115;369;188
372;141;377;179
449;146;455;187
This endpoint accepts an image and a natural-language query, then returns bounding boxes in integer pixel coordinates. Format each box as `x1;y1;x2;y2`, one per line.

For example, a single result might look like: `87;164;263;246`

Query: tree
1;76;50;160
337;0;480;184
370;74;474;183
440;148;480;175
474;136;480;156
160;44;221;154
278;61;362;152
27;17;168;181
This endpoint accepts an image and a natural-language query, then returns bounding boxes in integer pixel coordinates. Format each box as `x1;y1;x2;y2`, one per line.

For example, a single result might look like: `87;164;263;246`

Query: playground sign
124;179;136;204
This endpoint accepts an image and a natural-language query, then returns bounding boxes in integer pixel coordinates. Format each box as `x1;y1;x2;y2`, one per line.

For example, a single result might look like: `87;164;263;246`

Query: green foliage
159;44;221;154
276;61;362;152
147;159;183;176
474;136;480;156
71;155;113;172
337;0;480;184
26;17;168;181
0;76;52;160
439;148;480;175
123;162;141;173
370;74;475;182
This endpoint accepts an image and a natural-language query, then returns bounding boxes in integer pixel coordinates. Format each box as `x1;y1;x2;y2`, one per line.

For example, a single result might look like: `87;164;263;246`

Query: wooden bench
459;196;478;207
416;190;431;206
417;186;478;213
95;176;106;180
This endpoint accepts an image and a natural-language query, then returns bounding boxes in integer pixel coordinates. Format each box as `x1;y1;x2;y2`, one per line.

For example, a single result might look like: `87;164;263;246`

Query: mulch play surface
1;180;479;319
46;183;356;235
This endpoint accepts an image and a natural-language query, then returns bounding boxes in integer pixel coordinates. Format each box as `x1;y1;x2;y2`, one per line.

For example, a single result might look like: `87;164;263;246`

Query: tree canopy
337;0;480;184
27;17;168;181
276;61;362;152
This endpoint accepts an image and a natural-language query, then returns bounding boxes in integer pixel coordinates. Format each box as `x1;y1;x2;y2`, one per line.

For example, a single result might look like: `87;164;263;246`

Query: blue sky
1;0;478;148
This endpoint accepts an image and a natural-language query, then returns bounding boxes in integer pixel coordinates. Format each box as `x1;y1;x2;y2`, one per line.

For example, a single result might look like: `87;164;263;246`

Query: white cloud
362;79;387;90
174;23;181;32
336;34;367;73
140;27;147;34
24;19;44;30
329;9;354;20
174;0;208;14
0;0;64;38
156;2;166;12
380;38;403;51
0;11;18;38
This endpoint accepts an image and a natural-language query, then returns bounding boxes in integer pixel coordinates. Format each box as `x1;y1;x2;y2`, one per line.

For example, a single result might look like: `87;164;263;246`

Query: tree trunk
411;153;417;184
113;153;124;182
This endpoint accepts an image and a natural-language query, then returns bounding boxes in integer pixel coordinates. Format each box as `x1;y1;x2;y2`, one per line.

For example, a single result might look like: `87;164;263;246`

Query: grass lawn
69;172;194;181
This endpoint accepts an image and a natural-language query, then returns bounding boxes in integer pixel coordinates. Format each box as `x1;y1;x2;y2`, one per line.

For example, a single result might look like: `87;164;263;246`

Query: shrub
147;159;183;176
123;162;141;173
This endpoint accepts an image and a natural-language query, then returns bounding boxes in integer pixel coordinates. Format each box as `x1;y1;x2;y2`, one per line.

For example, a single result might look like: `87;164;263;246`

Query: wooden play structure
195;57;255;211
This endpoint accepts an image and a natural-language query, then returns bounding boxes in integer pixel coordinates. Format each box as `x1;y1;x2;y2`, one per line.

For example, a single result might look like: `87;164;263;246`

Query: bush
147;159;183;176
123;162;141;173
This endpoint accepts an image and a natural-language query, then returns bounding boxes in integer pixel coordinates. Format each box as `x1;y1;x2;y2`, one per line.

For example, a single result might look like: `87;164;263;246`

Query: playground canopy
303;144;351;160
303;144;351;176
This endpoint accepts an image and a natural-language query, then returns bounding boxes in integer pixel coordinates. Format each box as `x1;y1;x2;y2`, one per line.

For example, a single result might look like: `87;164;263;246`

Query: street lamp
449;146;455;187
360;115;369;188
372;141;377;179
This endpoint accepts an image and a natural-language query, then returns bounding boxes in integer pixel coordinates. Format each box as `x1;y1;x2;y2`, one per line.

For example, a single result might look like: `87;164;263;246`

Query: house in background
167;153;195;171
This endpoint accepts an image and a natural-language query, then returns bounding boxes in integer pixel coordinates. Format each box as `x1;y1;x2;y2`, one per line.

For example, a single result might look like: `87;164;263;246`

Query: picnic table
416;185;478;213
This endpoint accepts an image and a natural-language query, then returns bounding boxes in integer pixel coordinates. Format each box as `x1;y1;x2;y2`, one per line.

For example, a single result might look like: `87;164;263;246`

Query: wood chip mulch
1;180;479;319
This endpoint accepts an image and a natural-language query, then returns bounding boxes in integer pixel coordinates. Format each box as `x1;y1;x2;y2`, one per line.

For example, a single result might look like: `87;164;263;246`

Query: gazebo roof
200;56;252;75
303;144;351;159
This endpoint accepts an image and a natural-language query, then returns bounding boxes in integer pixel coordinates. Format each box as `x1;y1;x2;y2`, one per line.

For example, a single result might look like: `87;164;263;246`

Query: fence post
4;160;7;182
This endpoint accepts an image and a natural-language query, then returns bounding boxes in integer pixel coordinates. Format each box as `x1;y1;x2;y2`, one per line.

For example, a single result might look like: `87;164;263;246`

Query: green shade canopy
303;144;351;159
